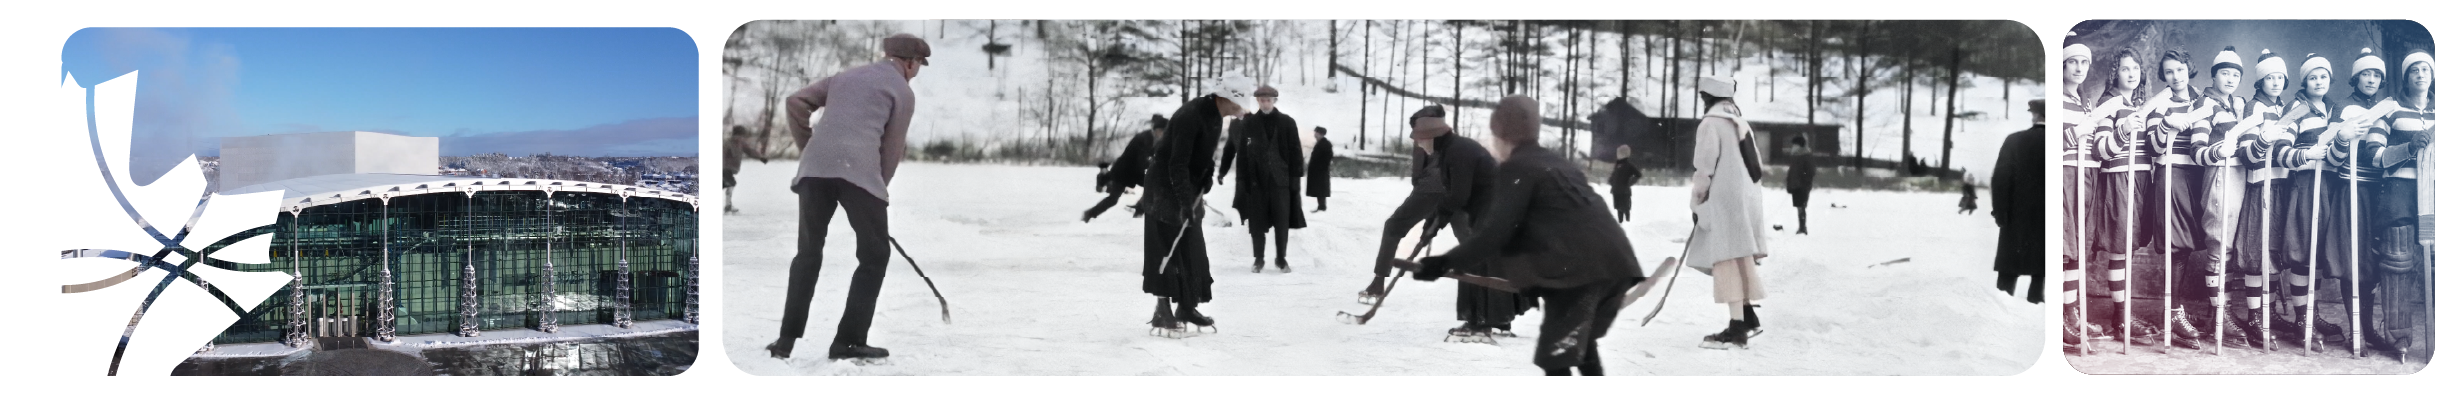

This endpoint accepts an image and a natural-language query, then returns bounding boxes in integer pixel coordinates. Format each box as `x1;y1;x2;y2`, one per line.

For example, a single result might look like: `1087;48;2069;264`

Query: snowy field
721;161;2041;375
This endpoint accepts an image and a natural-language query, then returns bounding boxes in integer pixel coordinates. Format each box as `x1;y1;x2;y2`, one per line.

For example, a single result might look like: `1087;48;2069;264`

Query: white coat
1685;101;1772;271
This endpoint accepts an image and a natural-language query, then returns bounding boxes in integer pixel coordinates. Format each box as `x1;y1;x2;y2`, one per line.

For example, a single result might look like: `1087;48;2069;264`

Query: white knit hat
2351;48;2386;78
2301;53;2332;80
2402;51;2435;74
2064;43;2093;62
2255;49;2288;80
1208;74;1256;110
2211;46;2243;74
1698;75;1737;98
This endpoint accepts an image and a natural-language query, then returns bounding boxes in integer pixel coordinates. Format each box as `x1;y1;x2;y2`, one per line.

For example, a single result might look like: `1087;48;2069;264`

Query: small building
1585;98;1842;169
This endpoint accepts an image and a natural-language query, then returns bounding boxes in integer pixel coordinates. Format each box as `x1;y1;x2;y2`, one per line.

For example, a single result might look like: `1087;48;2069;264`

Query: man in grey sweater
767;33;926;362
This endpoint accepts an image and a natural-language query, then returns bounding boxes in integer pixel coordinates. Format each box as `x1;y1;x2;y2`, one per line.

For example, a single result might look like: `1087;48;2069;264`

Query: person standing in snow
766;33;927;361
1609;144;1642;223
725;125;749;214
1992;99;2048;305
1307;126;1335;212
1688;75;1773;349
1085;115;1165;222
1142;77;1250;336
1394;95;1642;375
1783;137;1815;233
1219;84;1307;273
1958;181;1980;215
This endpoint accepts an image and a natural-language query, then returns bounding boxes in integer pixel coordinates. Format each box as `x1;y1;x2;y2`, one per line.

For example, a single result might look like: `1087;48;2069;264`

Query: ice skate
1490;324;1517;338
1251;258;1265;273
1700;320;1751;350
1275;258;1291;273
766;338;796;359
2165;309;2206;351
827;344;890;365
1148;300;1189;338
1177;305;1217;334
1357;277;1387;305
1444;324;1496;344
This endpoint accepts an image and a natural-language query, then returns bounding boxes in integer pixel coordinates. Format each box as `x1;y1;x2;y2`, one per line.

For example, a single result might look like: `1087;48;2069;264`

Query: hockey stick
1337;222;1441;325
1641;226;1701;326
2076;132;2095;356
2162;132;2176;352
2121;119;2143;355
2347;128;2365;359
1155;198;1206;276
887;237;952;324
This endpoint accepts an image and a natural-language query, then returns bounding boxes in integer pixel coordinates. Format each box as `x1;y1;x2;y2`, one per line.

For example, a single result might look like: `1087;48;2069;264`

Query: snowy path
721;161;2039;375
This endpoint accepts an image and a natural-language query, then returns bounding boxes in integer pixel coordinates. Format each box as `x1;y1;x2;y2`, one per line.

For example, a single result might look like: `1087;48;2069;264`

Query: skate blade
1492;330;1518;338
1357;295;1381;305
829;357;887;366
1444;335;1496;344
1336;312;1367;325
1194;325;1217;333
1149;327;1191;339
1698;341;1748;350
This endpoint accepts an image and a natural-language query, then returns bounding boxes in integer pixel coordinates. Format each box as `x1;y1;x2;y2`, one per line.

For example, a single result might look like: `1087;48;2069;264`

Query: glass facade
213;190;698;344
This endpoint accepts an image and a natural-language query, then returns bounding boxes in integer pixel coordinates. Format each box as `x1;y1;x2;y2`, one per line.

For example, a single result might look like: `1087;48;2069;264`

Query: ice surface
722;161;2039;375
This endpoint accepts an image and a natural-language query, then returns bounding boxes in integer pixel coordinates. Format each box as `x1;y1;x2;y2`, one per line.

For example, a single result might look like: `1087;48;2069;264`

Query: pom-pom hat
2301;53;2332;80
2064;43;2093;62
2401;50;2434;74
2255;49;2288;79
2351;48;2386;78
2211;46;2243;75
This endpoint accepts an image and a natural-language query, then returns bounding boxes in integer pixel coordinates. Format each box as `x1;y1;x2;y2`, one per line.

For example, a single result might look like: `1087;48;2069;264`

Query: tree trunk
1853;20;1870;170
1453;22;1464;129
1900;59;1915;171
1329;20;1339;79
1941;47;1961;171
1359;20;1371;150
1619;22;1631;99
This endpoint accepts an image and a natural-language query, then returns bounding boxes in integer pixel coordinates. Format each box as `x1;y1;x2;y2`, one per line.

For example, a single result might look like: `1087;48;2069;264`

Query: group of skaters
757;33;1789;376
2060;39;2434;361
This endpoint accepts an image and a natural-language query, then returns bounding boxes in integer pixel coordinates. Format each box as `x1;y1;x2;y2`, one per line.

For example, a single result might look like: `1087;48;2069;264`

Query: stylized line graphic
55;72;283;376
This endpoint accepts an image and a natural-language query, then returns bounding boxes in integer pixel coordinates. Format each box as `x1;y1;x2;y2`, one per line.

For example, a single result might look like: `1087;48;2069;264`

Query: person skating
1307;126;1334;213
1085;115;1164;222
1992;99;2048;305
1355;105;1530;340
1687;75;1772;350
767;33;928;362
1143;76;1250;337
1958;181;1980;215
1218;84;1307;273
1390;96;1643;375
1608;145;1642;223
725;126;750;214
1783;137;1815;233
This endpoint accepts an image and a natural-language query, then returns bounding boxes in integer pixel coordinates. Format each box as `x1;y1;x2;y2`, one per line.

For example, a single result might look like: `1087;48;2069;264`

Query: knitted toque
2255;49;2288;80
2211;46;2243;75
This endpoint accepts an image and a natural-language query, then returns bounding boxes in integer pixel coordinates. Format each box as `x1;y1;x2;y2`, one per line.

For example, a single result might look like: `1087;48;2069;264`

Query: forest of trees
724;20;2039;172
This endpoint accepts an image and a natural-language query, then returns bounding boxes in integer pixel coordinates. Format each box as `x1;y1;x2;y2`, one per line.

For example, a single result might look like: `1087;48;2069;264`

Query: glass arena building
202;132;700;346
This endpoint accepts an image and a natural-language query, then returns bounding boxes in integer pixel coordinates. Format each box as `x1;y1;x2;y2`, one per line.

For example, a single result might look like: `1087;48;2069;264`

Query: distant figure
1959;181;1980;215
1783;136;1816;234
1687;75;1771;350
1218;84;1307;273
725;126;748;214
767;33;927;362
1084;115;1164;222
1992;99;2047;304
1307;127;1334;212
1608;144;1641;222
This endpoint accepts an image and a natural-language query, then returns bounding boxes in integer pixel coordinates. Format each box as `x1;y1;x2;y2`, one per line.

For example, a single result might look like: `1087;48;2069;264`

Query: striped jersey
2093;95;2154;173
2064;92;2095;168
2238;97;2291;184
2379;100;2433;180
2146;90;2213;166
2195;88;2252;167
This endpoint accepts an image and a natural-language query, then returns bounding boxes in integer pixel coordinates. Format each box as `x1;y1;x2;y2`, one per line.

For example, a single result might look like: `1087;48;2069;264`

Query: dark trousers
1529;278;1628;374
777;177;891;348
1374;192;1448;276
1085;190;1126;219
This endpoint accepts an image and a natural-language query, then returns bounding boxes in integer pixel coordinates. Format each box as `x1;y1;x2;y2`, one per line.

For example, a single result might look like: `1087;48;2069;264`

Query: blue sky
60;28;697;183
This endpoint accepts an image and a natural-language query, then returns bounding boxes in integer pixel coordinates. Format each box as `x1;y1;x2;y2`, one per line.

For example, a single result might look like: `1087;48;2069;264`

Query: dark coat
1608;158;1640;213
1414;133;1496;221
1221;109;1307;228
1436;144;1641;290
1786;156;1816;207
1991;124;2046;277
1143;96;1226;300
1103;131;1155;193
1306;139;1334;197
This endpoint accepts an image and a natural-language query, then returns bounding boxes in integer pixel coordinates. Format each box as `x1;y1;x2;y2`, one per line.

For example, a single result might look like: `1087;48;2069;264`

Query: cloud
441;117;698;157
64;28;246;184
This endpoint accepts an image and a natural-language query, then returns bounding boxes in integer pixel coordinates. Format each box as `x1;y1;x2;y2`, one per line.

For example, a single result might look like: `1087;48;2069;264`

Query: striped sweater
2195;89;2252;167
2093;96;2155;173
2063;93;2095;168
2237;97;2291;184
2378;100;2432;180
2146;90;2213;166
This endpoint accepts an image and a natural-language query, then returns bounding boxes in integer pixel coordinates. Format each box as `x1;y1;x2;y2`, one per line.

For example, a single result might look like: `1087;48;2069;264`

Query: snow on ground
722;161;2039;375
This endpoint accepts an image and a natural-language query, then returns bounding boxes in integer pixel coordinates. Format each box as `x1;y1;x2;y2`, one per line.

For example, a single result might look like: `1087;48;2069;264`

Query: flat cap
884;33;931;65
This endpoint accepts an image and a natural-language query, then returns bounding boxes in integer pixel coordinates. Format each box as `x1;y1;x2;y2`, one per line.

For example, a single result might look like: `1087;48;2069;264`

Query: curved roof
220;173;698;213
